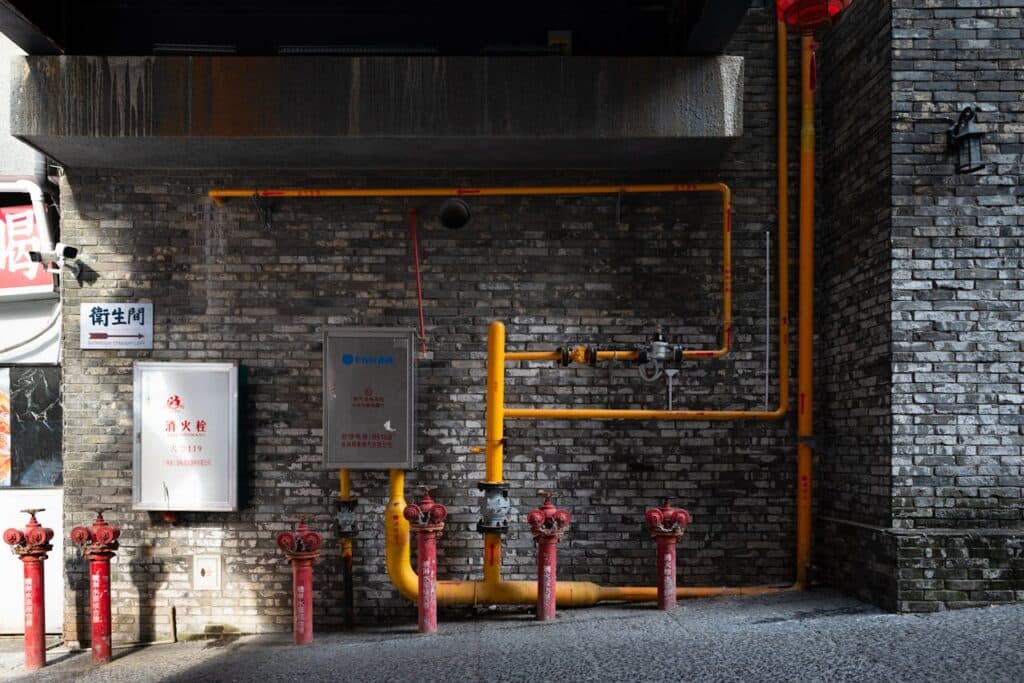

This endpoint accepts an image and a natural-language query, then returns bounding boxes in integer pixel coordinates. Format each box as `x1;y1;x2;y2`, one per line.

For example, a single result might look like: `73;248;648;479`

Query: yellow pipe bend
385;470;789;607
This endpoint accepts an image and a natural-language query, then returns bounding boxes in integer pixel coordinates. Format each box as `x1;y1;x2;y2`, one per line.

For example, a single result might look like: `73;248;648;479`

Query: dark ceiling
0;0;753;56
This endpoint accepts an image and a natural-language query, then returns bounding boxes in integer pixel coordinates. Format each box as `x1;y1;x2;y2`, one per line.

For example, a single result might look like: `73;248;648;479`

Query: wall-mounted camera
28;242;82;279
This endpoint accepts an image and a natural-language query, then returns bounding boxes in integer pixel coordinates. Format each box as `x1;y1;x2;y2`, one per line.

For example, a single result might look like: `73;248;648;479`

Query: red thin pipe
409;208;428;353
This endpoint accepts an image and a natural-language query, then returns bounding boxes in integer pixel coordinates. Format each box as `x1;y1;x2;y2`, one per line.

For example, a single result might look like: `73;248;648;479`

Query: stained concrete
3;590;1022;682
10;56;742;168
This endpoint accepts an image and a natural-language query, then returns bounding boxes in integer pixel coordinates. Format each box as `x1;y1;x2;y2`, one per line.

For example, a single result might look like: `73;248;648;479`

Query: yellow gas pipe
795;33;815;589
210;183;734;361
383;19;801;607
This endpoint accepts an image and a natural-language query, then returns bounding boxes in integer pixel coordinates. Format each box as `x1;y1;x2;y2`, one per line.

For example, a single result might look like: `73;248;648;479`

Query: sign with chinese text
324;328;415;469
80;303;153;349
0;205;55;301
133;362;241;511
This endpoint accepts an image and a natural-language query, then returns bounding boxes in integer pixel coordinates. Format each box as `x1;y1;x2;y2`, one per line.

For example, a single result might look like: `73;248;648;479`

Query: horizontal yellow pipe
505;407;786;421
385;470;789;606
210;182;733;361
209;183;728;205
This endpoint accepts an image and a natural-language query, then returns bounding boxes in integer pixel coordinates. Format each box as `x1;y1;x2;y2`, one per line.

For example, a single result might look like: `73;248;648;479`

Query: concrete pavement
1;590;1022;682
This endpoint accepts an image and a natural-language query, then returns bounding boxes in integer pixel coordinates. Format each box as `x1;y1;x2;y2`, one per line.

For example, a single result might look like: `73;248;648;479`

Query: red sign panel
0;205;54;300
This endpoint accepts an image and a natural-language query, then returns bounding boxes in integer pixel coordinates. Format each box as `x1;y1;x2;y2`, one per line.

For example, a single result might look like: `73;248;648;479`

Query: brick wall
890;0;1024;610
816;0;897;604
58;10;803;638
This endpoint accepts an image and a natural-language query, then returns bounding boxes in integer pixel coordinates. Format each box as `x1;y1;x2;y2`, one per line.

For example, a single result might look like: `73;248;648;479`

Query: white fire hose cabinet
132;362;243;512
323;328;415;470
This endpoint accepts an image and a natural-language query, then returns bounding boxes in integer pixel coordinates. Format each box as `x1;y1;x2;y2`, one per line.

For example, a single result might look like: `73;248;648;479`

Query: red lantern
777;0;853;33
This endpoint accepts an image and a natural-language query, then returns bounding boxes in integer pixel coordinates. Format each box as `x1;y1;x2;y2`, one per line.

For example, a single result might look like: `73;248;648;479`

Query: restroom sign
324;328;415;469
81;303;153;349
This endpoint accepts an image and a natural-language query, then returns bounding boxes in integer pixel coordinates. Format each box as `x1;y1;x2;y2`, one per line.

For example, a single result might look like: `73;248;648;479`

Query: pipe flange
555;346;571;367
476;482;511;535
585;346;599;366
336;499;359;538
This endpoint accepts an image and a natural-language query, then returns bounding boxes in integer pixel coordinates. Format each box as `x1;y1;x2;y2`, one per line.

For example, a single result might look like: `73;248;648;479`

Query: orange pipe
485;321;505;484
796;33;815;589
210;183;724;202
210;183;733;360
384;16;798;606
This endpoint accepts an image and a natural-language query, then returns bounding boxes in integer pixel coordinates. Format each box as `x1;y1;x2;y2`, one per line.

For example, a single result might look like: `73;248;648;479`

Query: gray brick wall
59;9;801;638
816;0;897;603
890;0;1024;609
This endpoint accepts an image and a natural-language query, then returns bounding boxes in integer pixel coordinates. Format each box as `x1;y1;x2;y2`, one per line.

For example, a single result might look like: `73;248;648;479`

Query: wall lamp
947;106;985;174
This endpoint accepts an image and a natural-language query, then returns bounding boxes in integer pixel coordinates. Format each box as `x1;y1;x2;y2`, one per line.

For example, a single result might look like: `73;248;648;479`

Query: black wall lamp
947;106;985;174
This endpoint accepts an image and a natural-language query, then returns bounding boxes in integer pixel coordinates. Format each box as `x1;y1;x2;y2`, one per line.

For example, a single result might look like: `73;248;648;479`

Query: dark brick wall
890;0;1024;610
817;0;894;529
58;9;803;639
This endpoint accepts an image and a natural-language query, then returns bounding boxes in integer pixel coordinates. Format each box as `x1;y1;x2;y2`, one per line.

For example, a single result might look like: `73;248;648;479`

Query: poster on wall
0;205;56;302
0;368;63;487
323;328;415;470
10;368;62;486
0;369;10;486
133;362;241;511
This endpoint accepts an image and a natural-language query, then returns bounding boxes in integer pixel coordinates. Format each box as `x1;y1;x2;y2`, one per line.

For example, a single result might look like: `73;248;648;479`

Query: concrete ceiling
12;55;744;169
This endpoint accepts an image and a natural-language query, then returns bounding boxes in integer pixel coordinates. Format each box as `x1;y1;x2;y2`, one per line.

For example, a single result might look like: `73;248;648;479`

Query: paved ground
1;590;1022;682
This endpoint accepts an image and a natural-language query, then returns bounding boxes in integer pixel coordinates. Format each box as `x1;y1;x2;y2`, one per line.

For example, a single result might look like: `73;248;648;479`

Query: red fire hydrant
276;519;322;645
526;492;571;622
3;509;54;670
70;508;120;663
403;491;448;634
645;499;692;610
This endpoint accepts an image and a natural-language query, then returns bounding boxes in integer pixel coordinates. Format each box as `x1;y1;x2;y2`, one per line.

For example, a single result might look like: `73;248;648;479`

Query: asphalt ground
1;589;1022;682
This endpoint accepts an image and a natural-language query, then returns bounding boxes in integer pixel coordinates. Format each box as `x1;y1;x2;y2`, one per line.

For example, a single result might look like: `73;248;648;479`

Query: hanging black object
439;198;471;229
947;106;985;175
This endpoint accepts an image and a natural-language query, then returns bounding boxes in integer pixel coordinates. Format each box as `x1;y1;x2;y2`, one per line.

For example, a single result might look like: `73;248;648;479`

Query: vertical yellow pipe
796;33;815;589
485;321;506;484
385;469;418;600
340;469;352;501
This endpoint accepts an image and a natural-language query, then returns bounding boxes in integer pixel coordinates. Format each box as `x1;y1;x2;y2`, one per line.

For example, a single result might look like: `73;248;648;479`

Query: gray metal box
323;328;415;469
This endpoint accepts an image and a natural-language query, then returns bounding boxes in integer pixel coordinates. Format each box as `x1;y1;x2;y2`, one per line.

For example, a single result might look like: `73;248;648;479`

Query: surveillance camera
28;242;80;263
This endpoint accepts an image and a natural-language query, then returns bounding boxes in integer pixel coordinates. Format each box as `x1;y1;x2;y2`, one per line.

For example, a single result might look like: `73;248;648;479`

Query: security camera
28;242;79;263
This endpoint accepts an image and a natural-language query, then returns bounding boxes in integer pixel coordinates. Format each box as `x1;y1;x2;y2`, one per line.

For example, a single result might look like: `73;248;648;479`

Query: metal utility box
133;362;243;512
323;328;415;469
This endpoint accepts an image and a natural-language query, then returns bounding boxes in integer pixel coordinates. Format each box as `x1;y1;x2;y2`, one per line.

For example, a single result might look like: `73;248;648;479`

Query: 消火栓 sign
133;362;242;512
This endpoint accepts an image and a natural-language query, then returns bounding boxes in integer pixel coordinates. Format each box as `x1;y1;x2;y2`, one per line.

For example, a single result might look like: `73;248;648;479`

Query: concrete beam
12;56;743;169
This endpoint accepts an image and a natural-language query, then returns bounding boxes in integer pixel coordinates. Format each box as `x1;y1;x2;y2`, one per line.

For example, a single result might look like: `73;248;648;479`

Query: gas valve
336;499;358;538
638;325;684;382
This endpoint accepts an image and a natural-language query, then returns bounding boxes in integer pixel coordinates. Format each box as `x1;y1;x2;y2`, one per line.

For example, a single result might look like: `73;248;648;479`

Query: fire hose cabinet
323;328;415;470
132;362;245;512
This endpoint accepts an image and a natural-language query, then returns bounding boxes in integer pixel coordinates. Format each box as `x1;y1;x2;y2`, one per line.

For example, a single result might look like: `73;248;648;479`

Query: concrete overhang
11;56;743;169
